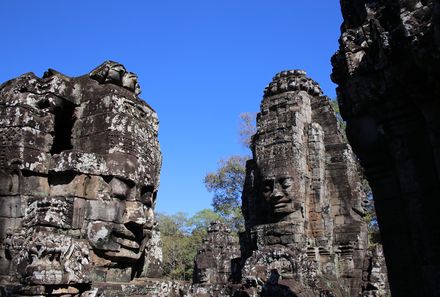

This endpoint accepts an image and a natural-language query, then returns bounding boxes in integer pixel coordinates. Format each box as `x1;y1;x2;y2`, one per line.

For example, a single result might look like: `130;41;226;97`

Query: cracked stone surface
0;61;163;296
234;70;389;297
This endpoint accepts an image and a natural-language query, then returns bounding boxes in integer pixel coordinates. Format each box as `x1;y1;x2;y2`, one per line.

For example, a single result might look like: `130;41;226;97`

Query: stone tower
239;70;385;296
0;61;162;295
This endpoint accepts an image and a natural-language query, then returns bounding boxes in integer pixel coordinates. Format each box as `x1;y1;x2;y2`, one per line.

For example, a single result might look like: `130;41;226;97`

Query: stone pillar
332;1;440;295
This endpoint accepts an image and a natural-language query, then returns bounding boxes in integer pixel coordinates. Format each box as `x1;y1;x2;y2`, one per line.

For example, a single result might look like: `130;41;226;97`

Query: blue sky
1;1;343;216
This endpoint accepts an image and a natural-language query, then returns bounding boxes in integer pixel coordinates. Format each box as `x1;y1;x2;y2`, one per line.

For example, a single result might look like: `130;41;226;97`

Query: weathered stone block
0;106;54;133
106;267;132;282
0;217;22;240
84;175;111;200
0;196;24;217
20;175;49;197
49;174;86;197
24;197;73;229
72;197;87;229
85;200;123;223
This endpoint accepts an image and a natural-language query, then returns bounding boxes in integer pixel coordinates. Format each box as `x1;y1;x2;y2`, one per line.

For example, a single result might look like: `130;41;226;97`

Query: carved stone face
0;62;162;288
89;60;141;95
262;176;295;215
250;86;312;225
259;171;305;224
84;176;155;263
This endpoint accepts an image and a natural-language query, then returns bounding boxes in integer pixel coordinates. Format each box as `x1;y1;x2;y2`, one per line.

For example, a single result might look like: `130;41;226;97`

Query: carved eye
281;178;293;189
262;181;273;195
140;185;155;207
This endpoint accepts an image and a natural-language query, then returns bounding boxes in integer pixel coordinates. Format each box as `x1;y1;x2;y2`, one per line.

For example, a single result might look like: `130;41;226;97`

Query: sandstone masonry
332;0;440;295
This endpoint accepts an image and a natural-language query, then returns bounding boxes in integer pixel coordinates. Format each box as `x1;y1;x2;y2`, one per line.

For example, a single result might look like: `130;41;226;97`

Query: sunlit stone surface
236;70;389;297
0;61;163;295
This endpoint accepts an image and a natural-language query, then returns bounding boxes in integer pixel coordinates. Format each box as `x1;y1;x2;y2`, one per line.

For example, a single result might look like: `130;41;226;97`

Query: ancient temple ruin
189;70;389;297
0;62;389;296
0;61;163;295
193;221;240;285
234;70;388;297
332;0;440;296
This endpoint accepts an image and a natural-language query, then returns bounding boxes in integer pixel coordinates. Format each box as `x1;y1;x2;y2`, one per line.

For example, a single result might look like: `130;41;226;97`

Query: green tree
157;212;190;236
157;209;224;281
203;155;247;232
188;208;223;234
157;212;193;280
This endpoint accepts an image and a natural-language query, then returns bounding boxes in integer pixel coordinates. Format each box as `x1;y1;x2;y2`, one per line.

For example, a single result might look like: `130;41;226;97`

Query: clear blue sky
0;1;343;216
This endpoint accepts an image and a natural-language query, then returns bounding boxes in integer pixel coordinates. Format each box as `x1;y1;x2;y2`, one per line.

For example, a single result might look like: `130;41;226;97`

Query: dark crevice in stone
132;251;145;279
48;171;76;186
50;99;76;155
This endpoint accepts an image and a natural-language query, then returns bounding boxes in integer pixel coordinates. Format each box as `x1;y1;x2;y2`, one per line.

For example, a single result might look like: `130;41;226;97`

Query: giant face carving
0;61;162;288
258;166;307;224
84;176;156;263
261;175;297;215
252;97;311;224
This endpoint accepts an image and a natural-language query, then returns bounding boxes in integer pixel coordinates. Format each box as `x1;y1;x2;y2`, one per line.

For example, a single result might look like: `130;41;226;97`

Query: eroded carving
193;222;240;285
237;70;388;297
89;60;141;95
0;61;162;295
332;0;440;295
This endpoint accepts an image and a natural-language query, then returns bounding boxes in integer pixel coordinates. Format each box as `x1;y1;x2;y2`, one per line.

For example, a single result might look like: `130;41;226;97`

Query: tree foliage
204;155;247;232
239;112;257;148
157;209;222;281
159;112;257;281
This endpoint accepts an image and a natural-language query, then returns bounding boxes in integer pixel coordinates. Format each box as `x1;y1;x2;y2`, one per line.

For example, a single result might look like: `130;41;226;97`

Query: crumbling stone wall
0;61;391;296
0;61;162;296
193;222;241;285
332;0;440;296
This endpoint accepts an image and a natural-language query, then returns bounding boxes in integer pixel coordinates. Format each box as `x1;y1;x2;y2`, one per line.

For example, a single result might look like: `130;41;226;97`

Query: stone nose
271;187;284;201
122;201;147;226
